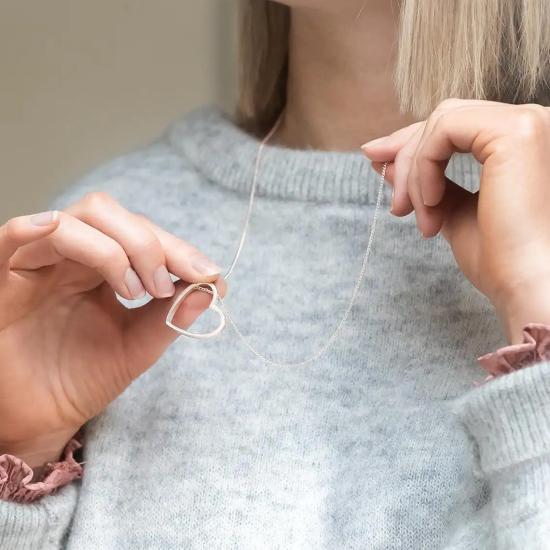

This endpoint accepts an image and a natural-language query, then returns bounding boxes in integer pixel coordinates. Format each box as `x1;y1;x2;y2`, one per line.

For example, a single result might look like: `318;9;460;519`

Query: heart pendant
165;282;226;339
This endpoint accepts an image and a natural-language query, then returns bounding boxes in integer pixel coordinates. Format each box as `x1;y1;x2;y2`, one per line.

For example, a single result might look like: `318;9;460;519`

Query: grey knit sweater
2;107;550;550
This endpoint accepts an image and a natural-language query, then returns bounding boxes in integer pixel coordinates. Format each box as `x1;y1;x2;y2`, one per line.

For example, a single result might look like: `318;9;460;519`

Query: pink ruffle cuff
477;323;550;382
0;435;83;503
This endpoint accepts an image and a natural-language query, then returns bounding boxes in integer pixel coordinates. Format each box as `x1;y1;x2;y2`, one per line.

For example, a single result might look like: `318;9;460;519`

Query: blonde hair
237;0;550;136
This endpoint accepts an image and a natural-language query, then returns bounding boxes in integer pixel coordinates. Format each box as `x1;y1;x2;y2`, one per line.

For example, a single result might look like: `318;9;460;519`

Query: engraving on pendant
165;282;226;339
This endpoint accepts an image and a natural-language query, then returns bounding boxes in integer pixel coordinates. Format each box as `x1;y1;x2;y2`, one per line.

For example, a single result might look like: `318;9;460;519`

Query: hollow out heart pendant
165;282;226;339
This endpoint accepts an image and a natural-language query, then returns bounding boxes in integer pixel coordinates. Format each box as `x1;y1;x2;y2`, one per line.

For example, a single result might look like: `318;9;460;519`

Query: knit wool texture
2;107;550;550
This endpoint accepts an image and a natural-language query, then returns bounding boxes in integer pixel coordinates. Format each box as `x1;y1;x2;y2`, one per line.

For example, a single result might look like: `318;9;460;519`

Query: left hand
361;98;550;344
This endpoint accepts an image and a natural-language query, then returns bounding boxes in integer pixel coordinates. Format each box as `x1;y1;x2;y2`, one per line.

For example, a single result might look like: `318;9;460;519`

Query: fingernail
154;265;175;297
361;136;387;150
422;194;436;207
191;256;222;276
420;189;429;206
31;211;59;226
124;267;146;299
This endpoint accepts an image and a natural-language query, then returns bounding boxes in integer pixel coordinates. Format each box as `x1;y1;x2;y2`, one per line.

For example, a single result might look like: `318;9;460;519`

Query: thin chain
223;117;283;280
214;116;388;367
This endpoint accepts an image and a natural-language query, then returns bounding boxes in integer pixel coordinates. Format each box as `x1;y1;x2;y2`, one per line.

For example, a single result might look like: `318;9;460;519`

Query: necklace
166;117;388;367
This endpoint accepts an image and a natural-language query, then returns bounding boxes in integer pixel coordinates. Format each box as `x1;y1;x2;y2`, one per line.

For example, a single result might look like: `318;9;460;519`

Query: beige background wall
0;0;237;222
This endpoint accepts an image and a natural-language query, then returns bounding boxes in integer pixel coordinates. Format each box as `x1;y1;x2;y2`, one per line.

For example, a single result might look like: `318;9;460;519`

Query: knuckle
425;109;449;137
3;217;27;246
129;232;161;258
132;213;156;233
82;191;115;211
96;241;126;272
523;102;548;116
134;213;150;223
433;109;449;126
436;97;462;112
179;241;201;260
394;145;414;165
513;107;549;140
428;108;449;130
3;220;19;247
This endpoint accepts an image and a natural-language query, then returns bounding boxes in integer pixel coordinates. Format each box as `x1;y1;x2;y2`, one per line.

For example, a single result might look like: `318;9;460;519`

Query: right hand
0;192;226;471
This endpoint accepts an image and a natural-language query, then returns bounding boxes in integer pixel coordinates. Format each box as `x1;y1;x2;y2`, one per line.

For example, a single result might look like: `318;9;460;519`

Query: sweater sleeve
450;360;550;549
0;483;79;550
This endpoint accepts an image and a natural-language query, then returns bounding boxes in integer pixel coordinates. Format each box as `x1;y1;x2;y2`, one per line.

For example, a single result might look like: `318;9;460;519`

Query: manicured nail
191;256;222;276
31;211;59;226
124;267;146;299
154;265;175;297
420;188;429;206
422;193;436;207
361;136;387;150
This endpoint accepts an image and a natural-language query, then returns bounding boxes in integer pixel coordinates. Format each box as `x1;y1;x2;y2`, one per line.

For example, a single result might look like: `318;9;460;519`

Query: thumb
122;277;228;377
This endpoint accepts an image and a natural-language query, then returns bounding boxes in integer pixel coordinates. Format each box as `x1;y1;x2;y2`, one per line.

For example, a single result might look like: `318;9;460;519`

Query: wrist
494;285;550;344
1;430;77;477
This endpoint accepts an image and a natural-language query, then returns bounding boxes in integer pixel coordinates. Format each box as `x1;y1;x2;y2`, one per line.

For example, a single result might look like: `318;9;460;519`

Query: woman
2;0;550;548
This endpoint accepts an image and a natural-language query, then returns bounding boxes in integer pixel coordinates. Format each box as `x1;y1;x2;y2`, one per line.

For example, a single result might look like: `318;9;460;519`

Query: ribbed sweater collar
166;106;480;205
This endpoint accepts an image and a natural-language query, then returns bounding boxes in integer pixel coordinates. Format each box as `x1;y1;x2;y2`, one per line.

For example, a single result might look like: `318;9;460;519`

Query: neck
275;1;418;151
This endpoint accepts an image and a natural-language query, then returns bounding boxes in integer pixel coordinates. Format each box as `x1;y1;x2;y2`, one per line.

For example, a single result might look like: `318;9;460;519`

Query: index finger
135;214;225;285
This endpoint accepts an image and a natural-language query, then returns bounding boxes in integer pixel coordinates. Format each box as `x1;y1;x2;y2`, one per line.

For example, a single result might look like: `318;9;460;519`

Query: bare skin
275;0;417;150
